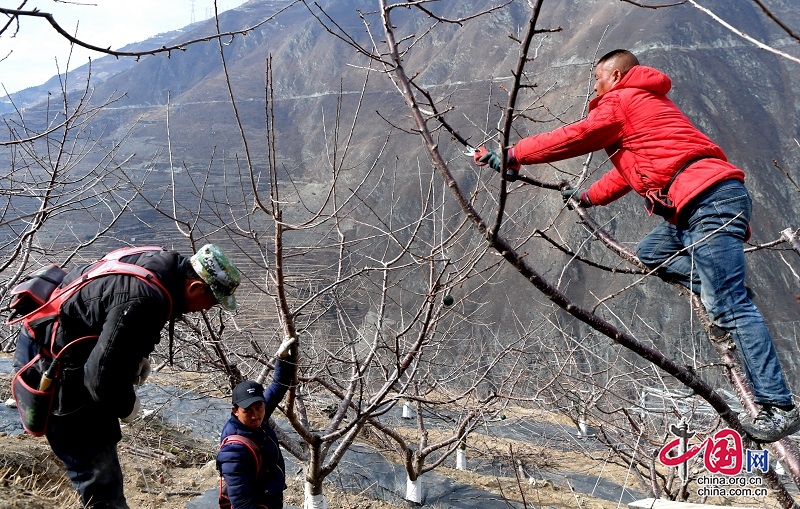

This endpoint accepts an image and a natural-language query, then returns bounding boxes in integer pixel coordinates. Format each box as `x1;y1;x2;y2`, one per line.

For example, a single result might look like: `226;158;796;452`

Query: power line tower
190;0;196;24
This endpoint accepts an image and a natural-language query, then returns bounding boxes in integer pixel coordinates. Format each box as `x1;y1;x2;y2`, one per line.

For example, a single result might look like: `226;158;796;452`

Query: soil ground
0;425;624;509
0;365;622;509
0;359;789;509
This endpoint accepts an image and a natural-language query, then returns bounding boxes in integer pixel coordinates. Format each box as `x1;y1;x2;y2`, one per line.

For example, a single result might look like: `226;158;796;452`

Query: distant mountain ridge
0;28;196;114
4;0;800;380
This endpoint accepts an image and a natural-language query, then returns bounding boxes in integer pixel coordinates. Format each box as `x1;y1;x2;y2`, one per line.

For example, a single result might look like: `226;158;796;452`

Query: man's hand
561;187;581;202
132;357;151;386
560;187;592;208
473;146;490;166
121;395;142;423
476;147;502;171
275;336;297;358
473;146;521;181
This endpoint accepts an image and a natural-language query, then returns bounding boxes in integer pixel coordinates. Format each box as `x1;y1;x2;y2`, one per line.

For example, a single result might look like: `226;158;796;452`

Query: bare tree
367;327;510;503
0;2;301;60
138;20;523;500
0;59;140;350
5;1;799;507
299;0;800;506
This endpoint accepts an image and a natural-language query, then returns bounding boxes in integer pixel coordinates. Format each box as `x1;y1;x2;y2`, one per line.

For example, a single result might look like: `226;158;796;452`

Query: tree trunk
303;481;328;509
456;448;467;470
405;475;422;504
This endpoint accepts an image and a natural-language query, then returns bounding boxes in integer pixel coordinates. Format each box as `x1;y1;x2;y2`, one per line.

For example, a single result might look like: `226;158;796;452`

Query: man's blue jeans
48;440;129;509
637;180;793;407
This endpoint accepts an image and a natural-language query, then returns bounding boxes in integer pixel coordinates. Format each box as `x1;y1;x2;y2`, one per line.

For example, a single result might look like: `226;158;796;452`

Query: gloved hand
473;146;521;181
121;395;142;423
473;146;501;170
560;187;592;208
275;336;297;358
473;145;490;166
132;357;151;386
561;187;581;202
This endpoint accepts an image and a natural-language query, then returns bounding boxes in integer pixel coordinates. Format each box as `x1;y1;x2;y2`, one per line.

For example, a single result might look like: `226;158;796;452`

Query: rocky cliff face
5;0;800;381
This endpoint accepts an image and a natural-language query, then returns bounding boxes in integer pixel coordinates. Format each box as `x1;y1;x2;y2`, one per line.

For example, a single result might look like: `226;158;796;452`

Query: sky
0;0;248;94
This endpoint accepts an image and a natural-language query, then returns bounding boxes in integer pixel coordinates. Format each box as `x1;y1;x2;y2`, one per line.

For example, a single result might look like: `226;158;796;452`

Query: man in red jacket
475;49;798;443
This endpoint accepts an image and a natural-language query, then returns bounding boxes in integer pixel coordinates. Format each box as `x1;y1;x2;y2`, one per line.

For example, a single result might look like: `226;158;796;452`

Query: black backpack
7;246;172;436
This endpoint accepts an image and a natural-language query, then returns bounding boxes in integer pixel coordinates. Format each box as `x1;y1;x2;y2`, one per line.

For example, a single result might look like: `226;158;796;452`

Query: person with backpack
474;49;799;443
216;337;296;509
24;244;241;509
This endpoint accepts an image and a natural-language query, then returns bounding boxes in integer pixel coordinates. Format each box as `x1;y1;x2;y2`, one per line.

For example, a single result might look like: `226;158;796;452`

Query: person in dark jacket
217;338;295;509
475;49;798;443
45;244;242;509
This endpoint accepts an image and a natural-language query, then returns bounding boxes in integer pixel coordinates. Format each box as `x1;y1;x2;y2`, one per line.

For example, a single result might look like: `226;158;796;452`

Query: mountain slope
4;0;800;380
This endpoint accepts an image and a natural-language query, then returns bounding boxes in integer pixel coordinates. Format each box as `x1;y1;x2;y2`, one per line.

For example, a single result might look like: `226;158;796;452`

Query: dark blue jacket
217;357;293;509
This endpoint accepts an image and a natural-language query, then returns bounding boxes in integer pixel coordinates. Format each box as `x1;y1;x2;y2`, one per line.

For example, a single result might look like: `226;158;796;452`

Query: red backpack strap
99;246;172;315
86;259;172;310
17;265;103;352
219;434;261;474
18;248;174;353
218;476;231;509
102;246;166;262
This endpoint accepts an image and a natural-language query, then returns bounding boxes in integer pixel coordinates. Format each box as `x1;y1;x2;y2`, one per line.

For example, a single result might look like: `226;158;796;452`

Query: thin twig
0;3;300;59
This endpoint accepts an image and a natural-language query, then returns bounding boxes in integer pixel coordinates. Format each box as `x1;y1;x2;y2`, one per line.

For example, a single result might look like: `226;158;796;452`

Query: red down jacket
510;65;744;222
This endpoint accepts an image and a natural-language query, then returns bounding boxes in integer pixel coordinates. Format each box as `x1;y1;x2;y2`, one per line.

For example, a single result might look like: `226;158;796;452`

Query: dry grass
0;433;81;509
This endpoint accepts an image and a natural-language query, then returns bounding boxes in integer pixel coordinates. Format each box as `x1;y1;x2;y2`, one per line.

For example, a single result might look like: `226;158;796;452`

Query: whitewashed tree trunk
405;476;422;503
578;417;589;438
303;481;328;509
402;400;413;419
456;447;467;470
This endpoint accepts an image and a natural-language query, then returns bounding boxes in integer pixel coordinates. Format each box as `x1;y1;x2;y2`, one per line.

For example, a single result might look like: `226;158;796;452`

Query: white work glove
275;336;297;358
133;357;151;386
121;394;142;423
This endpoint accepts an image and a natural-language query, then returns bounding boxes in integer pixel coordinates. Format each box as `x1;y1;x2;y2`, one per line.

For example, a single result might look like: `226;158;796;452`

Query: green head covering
189;244;241;311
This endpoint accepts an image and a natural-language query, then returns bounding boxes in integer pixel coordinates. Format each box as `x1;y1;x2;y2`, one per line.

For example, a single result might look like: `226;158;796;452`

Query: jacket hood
589;65;671;111
616;65;671;96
